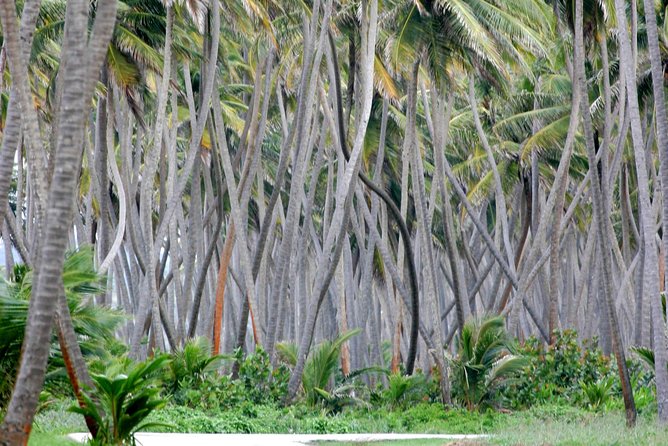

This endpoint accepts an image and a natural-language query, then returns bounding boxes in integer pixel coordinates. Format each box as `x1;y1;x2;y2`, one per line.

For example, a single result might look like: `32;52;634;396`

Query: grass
30;400;668;445
492;409;668;445
315;441;466;446
28;432;78;446
33;399;86;435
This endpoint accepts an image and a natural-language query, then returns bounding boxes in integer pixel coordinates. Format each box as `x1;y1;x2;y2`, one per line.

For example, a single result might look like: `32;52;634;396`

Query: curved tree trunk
586;0;637;426
284;0;378;404
0;0;117;442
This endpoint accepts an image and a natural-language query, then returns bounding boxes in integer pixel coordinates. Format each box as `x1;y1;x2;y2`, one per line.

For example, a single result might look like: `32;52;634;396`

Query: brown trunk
55;291;99;438
213;224;236;355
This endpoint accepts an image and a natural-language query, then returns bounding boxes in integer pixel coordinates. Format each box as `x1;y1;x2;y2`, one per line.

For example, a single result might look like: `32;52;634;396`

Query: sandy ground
68;432;489;445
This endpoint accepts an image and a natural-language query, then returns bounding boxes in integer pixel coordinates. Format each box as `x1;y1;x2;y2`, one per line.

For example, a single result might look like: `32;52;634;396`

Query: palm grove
1;0;668;442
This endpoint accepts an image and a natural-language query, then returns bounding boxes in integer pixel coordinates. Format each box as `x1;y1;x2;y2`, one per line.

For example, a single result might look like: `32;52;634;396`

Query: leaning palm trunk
129;5;174;357
284;0;378;404
0;0;117;442
584;0;636;426
264;2;331;359
408;64;451;405
55;288;99;437
432;89;469;334
0;0;47;235
640;0;668;423
328;32;420;374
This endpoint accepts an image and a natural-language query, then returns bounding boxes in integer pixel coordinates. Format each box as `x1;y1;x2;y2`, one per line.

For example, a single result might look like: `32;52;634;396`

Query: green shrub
236;347;290;404
164;337;227;393
503;331;615;409
580;376;615;410
277;329;361;406
383;372;428;408
450;315;526;410
69;354;171;445
163;345;290;411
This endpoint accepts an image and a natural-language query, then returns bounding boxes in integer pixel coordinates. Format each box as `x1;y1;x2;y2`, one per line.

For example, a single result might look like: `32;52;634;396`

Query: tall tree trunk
409;64;451;404
0;0;117;442
641;0;668;423
284;0;378;403
0;0;47;233
586;0;637;426
129;5;174;357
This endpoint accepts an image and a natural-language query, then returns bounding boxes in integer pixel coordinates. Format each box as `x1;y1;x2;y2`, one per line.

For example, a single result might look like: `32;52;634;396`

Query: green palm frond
451;315;523;410
114;26;163;73
435;0;503;71
520;114;572;160
632;346;656;369
282;329;363;406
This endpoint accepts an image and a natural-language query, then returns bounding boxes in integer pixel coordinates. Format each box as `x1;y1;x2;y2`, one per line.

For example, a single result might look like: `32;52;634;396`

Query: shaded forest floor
32;400;668;446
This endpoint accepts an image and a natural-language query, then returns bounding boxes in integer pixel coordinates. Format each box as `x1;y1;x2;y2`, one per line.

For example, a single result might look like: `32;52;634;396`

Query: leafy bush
580;376;615;410
165;345;290;411
164;337;227;392
382;372;428;408
450;315;526;410
278;329;361;406
236;347;290;404
70;354;171;445
503;330;615;409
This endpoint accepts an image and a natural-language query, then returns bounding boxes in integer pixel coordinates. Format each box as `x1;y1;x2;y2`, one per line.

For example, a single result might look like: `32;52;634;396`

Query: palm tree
640;0;668;424
0;0;117;442
580;0;636;426
450;315;526;410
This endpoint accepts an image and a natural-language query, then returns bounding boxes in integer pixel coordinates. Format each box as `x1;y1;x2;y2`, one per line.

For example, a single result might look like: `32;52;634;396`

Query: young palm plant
164;337;228;393
450;315;527;411
277;329;361;406
69;354;171;446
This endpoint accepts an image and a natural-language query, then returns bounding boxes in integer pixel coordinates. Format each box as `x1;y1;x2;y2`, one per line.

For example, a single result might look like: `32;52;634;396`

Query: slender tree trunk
284;0;378;403
0;0;117;442
586;0;637;425
641;0;668;423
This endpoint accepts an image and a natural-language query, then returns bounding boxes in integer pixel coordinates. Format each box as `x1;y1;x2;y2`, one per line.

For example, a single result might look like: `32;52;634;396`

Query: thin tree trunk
586;0;637;425
641;0;668;422
285;0;377;403
0;0;117;441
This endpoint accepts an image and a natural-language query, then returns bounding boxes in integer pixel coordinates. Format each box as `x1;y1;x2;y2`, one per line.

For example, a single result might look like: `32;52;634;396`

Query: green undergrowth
34;399;507;435
145;402;507;434
33;400;668;445
27;432;78;446
492;405;668;445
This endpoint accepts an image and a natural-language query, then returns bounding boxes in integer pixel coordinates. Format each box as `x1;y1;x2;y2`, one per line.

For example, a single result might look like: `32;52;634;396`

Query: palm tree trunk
0;0;117;441
55;288;99;438
585;0;637;425
212;223;235;354
264;5;332;359
284;0;378;403
432;89;469;334
0;0;47;233
408;64;451;404
328;30;420;375
641;0;668;423
130;5;174;357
